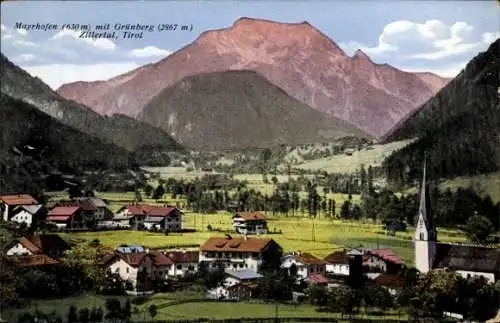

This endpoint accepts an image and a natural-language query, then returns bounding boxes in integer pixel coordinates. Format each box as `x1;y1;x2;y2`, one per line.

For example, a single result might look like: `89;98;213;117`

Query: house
324;250;350;276
46;206;84;230
199;236;283;271
165;250;199;277
6;234;70;258
306;274;329;286
9;204;46;227
373;273;405;295
415;161;500;283
0;194;41;225
363;248;405;274
232;212;268;235
281;252;327;281
5;234;70;268
100;249;176;288
84;197;114;221
116;205;183;231
208;269;263;300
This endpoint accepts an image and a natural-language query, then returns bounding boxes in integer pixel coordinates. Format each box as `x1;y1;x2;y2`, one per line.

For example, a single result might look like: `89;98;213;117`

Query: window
176;265;182;270
419;232;424;240
126;267;129;273
188;265;195;271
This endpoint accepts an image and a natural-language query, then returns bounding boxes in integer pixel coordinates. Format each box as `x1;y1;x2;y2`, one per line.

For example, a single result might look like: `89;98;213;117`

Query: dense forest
383;39;500;185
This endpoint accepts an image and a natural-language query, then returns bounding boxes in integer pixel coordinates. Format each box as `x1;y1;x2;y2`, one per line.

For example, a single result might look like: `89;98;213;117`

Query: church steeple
414;158;437;273
417;159;436;241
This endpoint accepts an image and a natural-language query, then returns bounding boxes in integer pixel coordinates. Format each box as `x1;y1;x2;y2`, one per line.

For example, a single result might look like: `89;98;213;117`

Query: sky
1;0;499;90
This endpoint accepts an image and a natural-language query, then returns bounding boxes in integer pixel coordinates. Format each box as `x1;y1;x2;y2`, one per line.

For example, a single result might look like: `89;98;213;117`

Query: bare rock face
56;17;450;138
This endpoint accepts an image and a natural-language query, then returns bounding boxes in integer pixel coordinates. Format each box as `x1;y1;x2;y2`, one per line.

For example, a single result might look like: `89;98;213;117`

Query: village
1;165;500;322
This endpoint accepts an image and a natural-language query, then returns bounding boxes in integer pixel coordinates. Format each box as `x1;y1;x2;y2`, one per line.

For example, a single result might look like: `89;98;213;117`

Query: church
414;162;500;283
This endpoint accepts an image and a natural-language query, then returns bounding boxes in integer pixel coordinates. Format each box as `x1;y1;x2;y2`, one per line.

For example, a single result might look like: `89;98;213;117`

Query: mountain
0;93;133;194
383;39;500;184
0;54;182;153
56;17;450;138
139;70;370;150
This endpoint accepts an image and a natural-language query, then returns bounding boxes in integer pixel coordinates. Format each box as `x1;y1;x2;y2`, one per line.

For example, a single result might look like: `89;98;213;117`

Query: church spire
418;158;436;240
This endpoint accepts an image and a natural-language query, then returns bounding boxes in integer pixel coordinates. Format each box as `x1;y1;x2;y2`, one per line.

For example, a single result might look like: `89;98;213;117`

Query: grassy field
294;140;412;174
3;292;407;322
62;211;469;265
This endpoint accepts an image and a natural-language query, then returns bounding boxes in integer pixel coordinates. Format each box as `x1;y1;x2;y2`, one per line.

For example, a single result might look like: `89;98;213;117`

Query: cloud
483;31;500;44
128;46;171;58
400;61;468;78
13;39;36;47
51;29;116;51
340;20;495;61
14;54;36;63
23;62;141;90
16;28;28;36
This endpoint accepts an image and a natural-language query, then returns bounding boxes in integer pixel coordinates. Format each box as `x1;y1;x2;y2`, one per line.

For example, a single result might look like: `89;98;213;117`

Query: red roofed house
281;252;327;281
324;250;350;276
164;250;199;277
5;234;70;268
0;194;42;227
363;248;405;274
116;205;183;231
373;273;405;295
200;236;282;271
100;249;178;289
143;206;183;231
46;206;85;230
232;212;268;235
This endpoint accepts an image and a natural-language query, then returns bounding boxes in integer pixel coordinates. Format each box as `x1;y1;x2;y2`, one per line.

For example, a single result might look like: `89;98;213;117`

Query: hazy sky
1;0;498;89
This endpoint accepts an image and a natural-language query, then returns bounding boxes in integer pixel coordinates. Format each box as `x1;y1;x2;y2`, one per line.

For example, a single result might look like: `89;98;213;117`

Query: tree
148;304;157;320
144;184;154;197
67;305;78;323
122;299;132;321
465;213;494;243
134;189;143;203
340;200;351;219
310;285;328;306
105;298;122;322
78;308;90;323
152;184;165;200
90;307;104;322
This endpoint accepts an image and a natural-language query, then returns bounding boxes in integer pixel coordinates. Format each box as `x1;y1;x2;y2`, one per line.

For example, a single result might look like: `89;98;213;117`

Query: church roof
433;243;500;274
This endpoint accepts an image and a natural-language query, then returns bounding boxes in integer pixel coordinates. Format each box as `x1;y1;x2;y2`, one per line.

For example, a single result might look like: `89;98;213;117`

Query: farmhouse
5;234;70;268
164;250;199;277
116;205;183;231
281;252;327;281
324;250;350;276
0;194;41;225
46;206;85;230
414;162;500;283
9;204;45;227
199;235;282;271
363;248;405;274
232;212;268;235
100;252;154;288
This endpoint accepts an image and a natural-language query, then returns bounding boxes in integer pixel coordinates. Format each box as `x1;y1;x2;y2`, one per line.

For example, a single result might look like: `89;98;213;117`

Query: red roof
307;274;329;285
165;251;199;263
0;194;38;205
200;237;276;253
324;250;349;265
150;251;174;266
15;237;43;254
122;205;178;217
48;206;81;216
374;273;405;288
293;252;327;265
367;248;404;265
234;212;266;221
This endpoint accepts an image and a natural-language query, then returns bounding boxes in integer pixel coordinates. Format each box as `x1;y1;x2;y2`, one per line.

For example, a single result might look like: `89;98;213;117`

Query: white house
199;236;282;271
324;250;350;276
0;194;41;225
232;212;268;235
164;250;199;277
9;205;44;227
281;252;327;281
414;161;500;284
208;269;263;300
116;205;183;231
